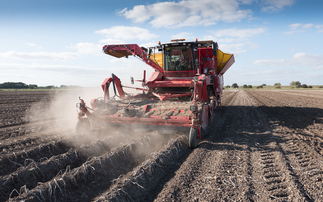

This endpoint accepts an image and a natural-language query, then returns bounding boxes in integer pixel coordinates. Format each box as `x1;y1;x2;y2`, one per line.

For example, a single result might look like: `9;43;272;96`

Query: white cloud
213;27;266;38
118;6;150;23
239;0;255;4
316;25;323;33
119;0;252;28
26;43;36;47
0;51;80;60
139;42;160;48
289;23;302;30
253;58;286;66
219;43;247;54
285;23;323;34
284;30;304;35
171;32;195;41
70;43;103;55
253;52;323;69
95;26;159;44
303;23;314;28
0;63;90;70
261;0;295;12
203;28;266;54
26;42;42;49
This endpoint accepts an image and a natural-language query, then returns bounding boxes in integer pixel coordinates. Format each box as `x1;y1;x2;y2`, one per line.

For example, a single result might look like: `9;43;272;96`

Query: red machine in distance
76;39;234;148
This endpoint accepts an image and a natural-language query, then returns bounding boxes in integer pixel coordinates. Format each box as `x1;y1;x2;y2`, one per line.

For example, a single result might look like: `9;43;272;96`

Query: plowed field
1;89;323;201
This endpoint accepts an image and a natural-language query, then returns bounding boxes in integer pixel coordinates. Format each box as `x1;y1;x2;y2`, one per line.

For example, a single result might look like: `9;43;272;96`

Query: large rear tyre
76;118;91;135
189;127;199;149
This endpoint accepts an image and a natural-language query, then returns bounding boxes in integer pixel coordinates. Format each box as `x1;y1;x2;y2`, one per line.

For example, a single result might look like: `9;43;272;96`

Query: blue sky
0;0;322;87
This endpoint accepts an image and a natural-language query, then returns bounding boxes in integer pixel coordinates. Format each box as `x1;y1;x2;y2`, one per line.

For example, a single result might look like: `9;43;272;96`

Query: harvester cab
76;39;234;148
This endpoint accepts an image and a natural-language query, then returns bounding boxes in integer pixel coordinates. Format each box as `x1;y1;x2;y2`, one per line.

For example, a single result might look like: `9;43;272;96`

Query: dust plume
25;86;188;159
25;87;103;137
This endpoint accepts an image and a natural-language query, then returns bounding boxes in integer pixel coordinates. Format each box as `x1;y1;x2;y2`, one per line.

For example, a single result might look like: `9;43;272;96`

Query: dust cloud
24;86;185;158
25;87;103;137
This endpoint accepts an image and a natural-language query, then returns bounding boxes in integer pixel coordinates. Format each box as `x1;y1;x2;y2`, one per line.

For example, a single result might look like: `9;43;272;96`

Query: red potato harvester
76;39;234;148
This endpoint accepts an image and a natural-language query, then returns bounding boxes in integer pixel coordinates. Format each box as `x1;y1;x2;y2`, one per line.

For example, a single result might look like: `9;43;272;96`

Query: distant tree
0;82;28;89
232;83;238;88
274;83;281;87
225;85;230;88
28;84;38;89
309;86;313;88
319;86;323;88
45;85;55;89
302;84;308;88
290;81;301;86
257;85;263;89
262;84;266;86
243;84;248;88
248;85;253;88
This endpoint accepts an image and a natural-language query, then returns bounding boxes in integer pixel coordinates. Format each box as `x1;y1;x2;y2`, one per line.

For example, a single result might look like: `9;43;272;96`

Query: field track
1;89;323;201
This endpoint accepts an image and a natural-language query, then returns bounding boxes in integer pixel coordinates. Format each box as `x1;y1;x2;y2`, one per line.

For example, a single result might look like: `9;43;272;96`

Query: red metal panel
148;79;193;88
147;72;163;83
103;44;164;73
164;70;195;78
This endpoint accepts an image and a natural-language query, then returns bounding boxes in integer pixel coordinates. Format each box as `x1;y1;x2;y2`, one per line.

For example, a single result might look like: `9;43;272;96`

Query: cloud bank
119;0;252;28
284;23;323;34
0;51;80;60
119;0;296;28
95;26;159;44
254;52;323;69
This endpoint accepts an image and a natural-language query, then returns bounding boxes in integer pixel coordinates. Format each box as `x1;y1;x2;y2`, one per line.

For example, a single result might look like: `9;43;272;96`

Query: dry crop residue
1;89;323;201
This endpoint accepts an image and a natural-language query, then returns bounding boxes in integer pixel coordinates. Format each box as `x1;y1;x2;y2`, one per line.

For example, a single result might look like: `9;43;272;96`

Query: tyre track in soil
245;90;323;160
246;90;323;200
152;90;252;201
246;90;323;158
154;90;308;201
236;91;304;201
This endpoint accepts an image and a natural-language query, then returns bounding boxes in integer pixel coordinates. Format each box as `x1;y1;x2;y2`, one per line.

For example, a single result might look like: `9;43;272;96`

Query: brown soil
101;98;193;118
1;90;323;201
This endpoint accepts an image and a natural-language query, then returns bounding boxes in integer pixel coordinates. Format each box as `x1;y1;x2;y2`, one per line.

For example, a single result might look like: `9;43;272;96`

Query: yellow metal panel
150;53;164;69
217;49;233;74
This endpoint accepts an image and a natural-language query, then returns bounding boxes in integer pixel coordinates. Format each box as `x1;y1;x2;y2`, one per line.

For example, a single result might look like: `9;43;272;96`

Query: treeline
0;82;38;89
226;81;323;89
0;82;80;89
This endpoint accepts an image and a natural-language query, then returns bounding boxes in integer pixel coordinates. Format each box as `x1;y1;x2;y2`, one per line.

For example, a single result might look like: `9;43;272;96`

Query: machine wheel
189;127;199;149
76;118;91;135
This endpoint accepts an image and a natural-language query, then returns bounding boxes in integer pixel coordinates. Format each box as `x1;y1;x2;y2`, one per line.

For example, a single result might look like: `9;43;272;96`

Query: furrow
0;137;112;201
95;136;189;201
10;134;168;202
